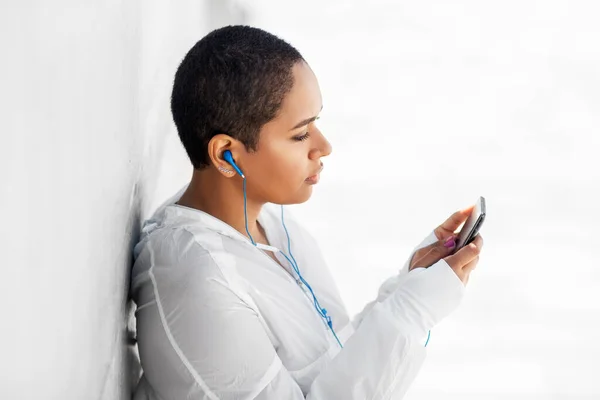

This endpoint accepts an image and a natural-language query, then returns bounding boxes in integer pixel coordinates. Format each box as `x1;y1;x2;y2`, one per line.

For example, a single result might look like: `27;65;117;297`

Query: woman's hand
433;204;475;242
409;204;483;284
443;234;483;285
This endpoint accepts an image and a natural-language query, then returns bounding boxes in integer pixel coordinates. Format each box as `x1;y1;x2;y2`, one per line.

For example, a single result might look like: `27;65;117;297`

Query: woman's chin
271;185;314;205
296;186;314;204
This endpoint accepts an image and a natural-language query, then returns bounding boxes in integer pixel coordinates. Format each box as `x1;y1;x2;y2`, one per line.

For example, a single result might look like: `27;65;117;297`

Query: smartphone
453;196;486;254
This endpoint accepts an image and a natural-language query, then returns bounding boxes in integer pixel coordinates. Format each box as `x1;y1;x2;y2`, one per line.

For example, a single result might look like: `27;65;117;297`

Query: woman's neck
176;168;265;240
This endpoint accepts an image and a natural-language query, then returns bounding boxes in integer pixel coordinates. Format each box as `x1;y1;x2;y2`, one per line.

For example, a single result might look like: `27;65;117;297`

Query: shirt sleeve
350;229;439;330
307;259;465;399
134;229;464;400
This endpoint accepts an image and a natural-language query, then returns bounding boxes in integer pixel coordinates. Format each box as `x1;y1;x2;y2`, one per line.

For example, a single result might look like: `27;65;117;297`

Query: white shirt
130;185;465;399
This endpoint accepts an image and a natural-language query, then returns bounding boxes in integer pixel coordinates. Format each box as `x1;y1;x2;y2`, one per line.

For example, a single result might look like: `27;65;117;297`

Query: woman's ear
207;134;244;177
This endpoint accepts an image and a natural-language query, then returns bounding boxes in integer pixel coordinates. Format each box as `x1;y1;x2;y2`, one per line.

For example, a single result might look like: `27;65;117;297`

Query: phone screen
453;196;486;253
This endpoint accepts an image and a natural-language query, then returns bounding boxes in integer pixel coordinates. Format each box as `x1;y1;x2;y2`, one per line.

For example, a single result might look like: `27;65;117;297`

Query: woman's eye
294;132;310;142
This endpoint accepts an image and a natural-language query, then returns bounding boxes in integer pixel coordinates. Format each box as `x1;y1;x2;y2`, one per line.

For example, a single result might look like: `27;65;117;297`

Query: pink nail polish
444;239;456;248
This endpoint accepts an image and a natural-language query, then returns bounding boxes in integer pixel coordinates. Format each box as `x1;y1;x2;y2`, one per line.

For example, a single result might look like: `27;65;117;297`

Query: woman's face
240;61;332;205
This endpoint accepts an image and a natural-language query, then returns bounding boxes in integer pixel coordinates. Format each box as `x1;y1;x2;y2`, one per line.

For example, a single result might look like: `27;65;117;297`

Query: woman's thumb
437;235;457;257
412;236;456;269
442;235;457;250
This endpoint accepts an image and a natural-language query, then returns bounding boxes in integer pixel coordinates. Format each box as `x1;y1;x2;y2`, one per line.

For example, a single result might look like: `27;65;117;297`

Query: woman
130;25;483;400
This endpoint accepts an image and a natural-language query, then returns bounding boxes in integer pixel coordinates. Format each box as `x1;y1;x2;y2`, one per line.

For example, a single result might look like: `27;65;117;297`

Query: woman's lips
305;163;323;184
305;174;320;184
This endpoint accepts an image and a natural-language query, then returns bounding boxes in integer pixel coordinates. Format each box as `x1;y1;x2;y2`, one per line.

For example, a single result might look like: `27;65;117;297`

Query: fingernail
444;239;456;248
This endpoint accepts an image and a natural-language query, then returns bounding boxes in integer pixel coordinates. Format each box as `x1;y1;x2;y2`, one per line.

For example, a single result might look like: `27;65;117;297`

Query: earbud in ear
222;150;245;178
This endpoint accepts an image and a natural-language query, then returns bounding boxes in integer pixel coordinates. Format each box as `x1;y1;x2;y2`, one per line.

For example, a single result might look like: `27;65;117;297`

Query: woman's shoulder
131;223;218;280
131;206;264;287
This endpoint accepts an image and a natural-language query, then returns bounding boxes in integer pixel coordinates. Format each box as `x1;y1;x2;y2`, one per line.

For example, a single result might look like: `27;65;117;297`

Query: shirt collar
163;203;274;245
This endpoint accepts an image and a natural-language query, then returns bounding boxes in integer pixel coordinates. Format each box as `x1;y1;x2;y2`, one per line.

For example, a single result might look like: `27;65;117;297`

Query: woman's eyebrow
289;105;323;131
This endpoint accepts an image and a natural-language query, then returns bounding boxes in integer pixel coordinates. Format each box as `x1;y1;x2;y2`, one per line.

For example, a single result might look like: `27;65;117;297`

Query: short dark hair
171;25;305;170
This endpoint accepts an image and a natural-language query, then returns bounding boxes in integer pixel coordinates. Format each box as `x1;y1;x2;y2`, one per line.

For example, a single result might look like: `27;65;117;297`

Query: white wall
0;2;246;399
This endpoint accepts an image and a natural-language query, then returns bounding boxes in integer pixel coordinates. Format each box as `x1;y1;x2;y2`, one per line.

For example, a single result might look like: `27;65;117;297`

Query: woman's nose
321;136;332;157
310;130;332;159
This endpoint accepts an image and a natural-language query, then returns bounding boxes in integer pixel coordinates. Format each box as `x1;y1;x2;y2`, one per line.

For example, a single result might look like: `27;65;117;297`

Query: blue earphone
223;150;245;178
222;150;343;348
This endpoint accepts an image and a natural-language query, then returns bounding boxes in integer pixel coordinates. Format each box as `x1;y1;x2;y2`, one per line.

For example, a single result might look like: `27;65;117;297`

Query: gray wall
0;1;246;399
